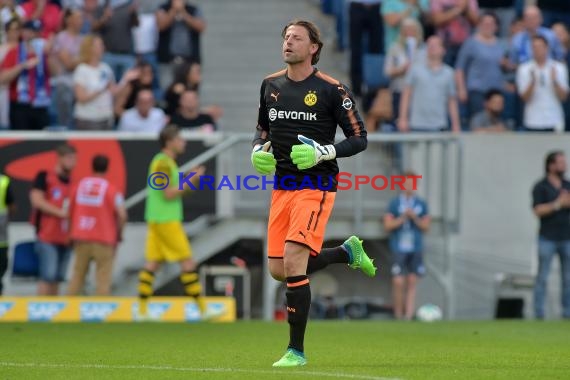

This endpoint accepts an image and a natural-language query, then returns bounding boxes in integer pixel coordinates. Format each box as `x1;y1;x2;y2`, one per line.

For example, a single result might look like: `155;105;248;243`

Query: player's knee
392;276;405;287
145;261;160;273
283;246;309;277
269;268;285;282
180;259;196;273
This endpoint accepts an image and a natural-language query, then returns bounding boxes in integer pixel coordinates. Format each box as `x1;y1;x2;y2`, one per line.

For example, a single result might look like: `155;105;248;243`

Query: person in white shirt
517;35;569;132
118;89;167;133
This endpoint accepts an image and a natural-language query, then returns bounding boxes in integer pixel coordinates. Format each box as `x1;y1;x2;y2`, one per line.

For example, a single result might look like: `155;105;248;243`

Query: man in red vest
67;155;127;296
30;144;76;296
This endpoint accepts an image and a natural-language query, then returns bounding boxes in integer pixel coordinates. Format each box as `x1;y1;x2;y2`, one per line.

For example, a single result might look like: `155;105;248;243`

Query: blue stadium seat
12;241;39;278
362;53;389;92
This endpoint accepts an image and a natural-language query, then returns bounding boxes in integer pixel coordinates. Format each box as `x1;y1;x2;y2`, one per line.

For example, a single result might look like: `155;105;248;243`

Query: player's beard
283;52;305;65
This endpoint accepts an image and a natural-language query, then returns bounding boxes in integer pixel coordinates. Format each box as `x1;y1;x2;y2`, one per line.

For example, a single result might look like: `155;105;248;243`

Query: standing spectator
0;19;51;130
0;172;15;295
348;0;383;96
79;0;103;34
383;17;425;125
20;0;62;39
0;0;24;44
93;0;139;82
30;144;76;296
552;22;570;132
381;0;429;56
132;0;159;92
383;171;431;320
118;89;168;133
455;12;506;124
537;0;570;29
469;89;509;133
67;155;127;296
430;0;479;66
0;17;21;129
156;0;205;90
398;36;460;133
72;34;135;130
516;36;568;132
510;6;564;66
531;151;570;320
170;89;215;132
51;8;83;128
478;0;517;39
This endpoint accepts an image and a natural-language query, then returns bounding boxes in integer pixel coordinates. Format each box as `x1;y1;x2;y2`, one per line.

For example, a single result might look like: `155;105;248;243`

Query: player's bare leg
404;274;418;320
273;242;310;367
392;275;405;320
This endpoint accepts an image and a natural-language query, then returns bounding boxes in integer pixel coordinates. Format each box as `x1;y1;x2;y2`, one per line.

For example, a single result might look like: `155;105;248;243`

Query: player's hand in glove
290;134;336;170
251;141;277;175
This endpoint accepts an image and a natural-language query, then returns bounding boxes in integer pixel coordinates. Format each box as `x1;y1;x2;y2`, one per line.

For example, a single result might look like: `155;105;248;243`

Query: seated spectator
51;8;83;128
398;36;460;133
171;90;216;132
0;17;21;129
469;89;509;133
156;0;206;90
93;0;139;82
381;0;429;55
21;0;62;39
164;60;223;122
0;19;51;130
381;17;425;129
510;5;564;66
73;34;135;130
430;0;479;66
114;61;157;117
1;1;24;44
516;36;568;132
455;12;506;124
118;89;168;133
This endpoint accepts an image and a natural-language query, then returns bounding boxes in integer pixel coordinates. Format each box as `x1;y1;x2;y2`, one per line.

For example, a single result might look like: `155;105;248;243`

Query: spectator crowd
323;0;570;133
0;0;221;132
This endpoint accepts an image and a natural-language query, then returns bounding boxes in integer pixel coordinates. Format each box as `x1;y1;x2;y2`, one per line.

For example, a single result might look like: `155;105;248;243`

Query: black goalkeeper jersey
254;68;367;191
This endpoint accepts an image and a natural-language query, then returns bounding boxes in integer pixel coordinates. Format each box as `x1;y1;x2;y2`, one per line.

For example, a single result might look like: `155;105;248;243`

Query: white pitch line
0;361;403;380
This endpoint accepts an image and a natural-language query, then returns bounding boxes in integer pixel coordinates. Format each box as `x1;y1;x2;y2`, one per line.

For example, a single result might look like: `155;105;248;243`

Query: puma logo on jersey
270;92;279;102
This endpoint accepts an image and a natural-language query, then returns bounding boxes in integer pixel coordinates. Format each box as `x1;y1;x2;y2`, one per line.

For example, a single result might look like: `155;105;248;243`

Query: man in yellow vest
0;173;16;295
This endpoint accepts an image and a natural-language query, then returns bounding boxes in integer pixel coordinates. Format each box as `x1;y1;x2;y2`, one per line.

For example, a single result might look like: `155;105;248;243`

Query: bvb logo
304;91;317;106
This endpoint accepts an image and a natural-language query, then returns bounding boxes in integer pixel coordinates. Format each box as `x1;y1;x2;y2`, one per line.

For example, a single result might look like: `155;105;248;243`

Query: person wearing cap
0;18;51;130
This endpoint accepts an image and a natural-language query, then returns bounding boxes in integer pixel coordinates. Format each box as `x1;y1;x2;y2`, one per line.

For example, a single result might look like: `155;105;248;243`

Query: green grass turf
0;321;569;380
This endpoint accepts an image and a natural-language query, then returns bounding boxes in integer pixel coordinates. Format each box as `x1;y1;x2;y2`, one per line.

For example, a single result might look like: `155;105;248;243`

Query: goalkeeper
251;19;376;368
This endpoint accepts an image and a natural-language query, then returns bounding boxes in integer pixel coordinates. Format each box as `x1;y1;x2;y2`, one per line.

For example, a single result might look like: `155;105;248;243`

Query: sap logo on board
28;302;66;321
0;302;14;318
80;302;119;322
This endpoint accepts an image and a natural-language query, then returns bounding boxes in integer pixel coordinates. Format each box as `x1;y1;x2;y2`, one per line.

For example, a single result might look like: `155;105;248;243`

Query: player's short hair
532;35;549;47
56;143;76;157
159;125;181;149
545;150;564;174
92;154;109;173
282;19;324;65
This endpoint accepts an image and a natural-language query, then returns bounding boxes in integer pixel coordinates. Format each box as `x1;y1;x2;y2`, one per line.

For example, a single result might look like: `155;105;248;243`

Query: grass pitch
0;321;569;380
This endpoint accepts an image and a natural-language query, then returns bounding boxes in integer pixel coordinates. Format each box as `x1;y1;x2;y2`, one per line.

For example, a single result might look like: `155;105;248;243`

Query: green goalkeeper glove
251;141;277;175
290;134;336;170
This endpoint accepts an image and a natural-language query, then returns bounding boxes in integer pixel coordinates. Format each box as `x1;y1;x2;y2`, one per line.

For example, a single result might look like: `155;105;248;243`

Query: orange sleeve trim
315;70;340;85
265;69;287;79
287;279;310;288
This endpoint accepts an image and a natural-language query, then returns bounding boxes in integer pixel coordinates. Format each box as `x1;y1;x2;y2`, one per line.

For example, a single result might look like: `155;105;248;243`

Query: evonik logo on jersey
268;108;317;122
0;302;14;318
80;302;119;322
28;302;66;321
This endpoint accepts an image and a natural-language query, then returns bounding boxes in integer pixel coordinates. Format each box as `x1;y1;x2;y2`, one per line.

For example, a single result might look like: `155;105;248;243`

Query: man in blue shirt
383;170;431;320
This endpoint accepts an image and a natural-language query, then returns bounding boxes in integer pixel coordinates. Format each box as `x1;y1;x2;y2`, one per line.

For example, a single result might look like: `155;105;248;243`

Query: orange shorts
267;189;336;259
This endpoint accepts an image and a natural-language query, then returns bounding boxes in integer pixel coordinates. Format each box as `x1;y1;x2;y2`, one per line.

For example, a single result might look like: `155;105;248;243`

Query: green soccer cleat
272;349;307;367
343;235;377;277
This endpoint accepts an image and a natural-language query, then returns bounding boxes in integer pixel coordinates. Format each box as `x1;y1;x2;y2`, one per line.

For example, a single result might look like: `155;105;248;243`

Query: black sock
306;246;350;274
286;275;311;354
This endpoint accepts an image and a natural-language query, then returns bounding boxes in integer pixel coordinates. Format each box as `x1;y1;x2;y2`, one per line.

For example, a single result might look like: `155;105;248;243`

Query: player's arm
251;80;276;175
331;83;367;158
29;171;66;218
164;165;205;199
114;193;127;241
5;180;16;217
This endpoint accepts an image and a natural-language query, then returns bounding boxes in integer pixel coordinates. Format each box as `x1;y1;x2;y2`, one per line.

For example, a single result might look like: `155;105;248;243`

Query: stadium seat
11;241;40;278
